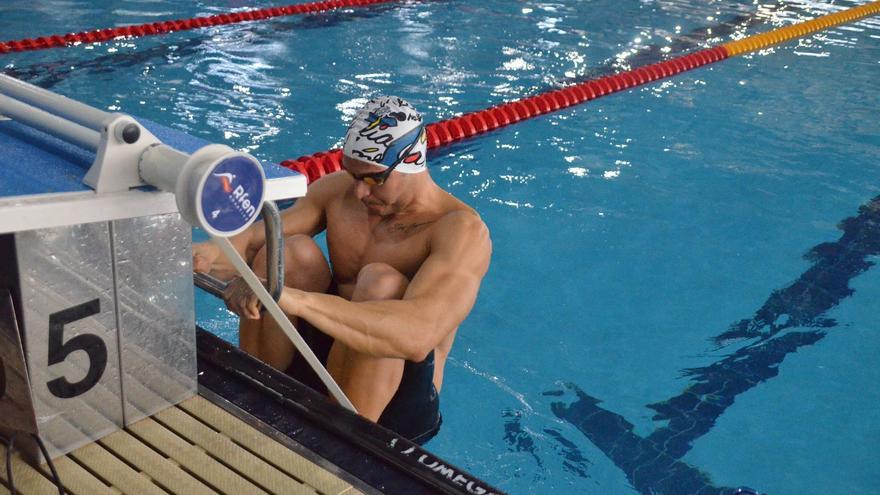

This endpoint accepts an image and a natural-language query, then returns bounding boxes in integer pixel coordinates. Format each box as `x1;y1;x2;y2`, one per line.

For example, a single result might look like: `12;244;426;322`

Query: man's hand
223;276;264;320
192;241;221;274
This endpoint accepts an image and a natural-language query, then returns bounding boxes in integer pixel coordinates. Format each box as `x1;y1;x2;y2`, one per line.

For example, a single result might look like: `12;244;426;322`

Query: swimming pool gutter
196;327;505;495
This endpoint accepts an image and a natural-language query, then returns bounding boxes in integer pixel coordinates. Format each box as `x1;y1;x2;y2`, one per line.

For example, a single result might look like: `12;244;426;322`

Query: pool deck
0;328;504;495
1;394;362;495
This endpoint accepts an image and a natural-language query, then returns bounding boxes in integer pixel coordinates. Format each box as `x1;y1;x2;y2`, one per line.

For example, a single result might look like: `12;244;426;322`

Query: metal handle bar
0;73;110;132
0;94;100;151
192;201;285;301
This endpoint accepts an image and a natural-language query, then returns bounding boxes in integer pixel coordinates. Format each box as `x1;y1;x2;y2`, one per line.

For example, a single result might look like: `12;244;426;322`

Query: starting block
0;74;305;461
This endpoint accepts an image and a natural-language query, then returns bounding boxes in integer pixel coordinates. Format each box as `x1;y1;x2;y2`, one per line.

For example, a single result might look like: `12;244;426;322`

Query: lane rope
722;1;880;56
0;0;401;54
281;1;880;183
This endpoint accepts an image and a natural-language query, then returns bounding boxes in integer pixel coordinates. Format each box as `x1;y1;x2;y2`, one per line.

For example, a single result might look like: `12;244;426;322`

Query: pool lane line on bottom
281;0;880;183
546;189;880;495
0;0;404;55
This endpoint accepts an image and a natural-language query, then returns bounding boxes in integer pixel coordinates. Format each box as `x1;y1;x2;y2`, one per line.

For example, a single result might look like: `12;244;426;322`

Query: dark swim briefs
285;322;442;445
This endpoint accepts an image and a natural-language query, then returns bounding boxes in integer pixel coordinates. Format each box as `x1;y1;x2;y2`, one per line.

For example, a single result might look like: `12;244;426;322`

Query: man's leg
326;262;409;421
239;234;331;370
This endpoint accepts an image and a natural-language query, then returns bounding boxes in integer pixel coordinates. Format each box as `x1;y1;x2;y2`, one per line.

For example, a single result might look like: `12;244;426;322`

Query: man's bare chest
325;207;434;283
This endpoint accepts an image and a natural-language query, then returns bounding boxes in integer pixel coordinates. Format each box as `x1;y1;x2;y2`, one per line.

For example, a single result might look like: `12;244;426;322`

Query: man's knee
284;234;327;271
354;263;409;301
251;234;330;291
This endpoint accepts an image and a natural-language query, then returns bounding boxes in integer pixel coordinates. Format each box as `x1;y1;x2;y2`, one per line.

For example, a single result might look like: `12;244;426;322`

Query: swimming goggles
346;158;402;186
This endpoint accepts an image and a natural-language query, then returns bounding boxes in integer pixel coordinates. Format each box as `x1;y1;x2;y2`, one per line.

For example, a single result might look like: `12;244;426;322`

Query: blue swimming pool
3;1;879;493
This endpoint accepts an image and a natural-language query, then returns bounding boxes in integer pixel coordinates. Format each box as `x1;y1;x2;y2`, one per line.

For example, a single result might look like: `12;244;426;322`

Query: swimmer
192;96;491;443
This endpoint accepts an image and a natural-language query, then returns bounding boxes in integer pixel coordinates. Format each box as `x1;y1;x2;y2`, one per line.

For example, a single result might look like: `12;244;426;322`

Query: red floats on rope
280;150;344;184
0;0;399;54
282;47;730;184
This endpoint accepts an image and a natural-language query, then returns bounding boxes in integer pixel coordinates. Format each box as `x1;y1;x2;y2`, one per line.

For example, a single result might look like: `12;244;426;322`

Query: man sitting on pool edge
192;96;492;444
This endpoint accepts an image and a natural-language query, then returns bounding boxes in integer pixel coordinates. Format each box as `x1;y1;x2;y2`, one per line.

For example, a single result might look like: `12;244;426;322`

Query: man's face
341;155;403;215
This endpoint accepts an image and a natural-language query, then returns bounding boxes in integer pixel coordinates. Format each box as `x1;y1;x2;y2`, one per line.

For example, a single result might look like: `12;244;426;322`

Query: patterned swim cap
342;96;427;174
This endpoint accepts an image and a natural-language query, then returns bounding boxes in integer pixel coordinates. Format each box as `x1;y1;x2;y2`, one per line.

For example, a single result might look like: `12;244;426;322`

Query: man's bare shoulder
437;191;487;230
436;207;485;230
306;171;351;205
431;205;492;257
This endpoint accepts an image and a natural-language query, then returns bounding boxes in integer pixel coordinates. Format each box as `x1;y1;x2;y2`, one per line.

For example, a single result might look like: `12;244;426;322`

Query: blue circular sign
199;155;265;235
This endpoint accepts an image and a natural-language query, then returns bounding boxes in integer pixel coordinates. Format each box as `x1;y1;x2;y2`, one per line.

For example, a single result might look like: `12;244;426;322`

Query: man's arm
277;211;492;361
193;173;340;277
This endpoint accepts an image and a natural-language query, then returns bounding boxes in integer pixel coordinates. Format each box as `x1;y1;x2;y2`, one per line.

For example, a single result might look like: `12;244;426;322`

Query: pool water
3;1;879;493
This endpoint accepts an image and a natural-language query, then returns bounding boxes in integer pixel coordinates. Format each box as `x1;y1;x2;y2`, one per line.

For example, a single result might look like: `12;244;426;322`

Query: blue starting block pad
0;116;305;234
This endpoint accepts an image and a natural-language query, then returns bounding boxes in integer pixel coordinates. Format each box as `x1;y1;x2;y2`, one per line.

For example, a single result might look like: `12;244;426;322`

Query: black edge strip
196;327;505;495
0;234;24;347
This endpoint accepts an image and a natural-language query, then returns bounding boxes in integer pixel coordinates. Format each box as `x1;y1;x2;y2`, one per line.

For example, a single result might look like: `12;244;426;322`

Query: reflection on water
179;29;288;153
2;1;880;493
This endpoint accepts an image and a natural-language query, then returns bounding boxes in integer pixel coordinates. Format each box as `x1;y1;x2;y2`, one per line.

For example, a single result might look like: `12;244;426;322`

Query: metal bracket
83;114;161;194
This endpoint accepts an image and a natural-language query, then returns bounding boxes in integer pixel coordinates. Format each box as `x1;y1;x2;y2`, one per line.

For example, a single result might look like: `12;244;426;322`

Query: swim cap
342;96;427;174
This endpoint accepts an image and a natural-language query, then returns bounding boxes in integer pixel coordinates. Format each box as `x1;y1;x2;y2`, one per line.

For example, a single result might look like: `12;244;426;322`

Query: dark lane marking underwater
711;195;880;346
436;5;789;164
6;1;779;95
3;37;205;90
550;2;786;88
547;195;880;494
0;2;406;89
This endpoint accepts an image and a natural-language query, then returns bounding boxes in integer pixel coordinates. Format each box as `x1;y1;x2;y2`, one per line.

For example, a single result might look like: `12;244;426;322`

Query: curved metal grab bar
261;201;285;302
193;201;284;301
